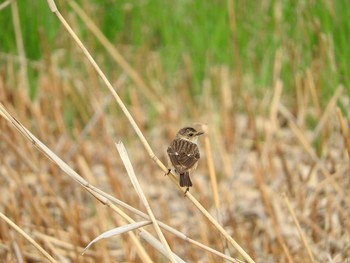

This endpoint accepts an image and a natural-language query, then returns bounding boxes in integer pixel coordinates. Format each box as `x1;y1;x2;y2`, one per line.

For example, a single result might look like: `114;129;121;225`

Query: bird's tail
179;172;192;187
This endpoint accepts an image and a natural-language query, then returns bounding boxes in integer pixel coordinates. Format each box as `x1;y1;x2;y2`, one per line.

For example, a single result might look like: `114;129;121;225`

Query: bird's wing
167;140;200;174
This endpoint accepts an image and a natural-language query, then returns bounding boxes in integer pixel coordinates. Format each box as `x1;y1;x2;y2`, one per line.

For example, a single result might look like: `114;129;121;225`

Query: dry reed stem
33;231;115;258
186;192;254;263
273;48;283;83
269;79;283;133
310;86;343;143
253;166;294;263
116;142;177;263
0;212;56;263
77;155;152;262
45;1;254;262
279;103;350;209
99;200;182;262
212;125;233;178
0;104;239;262
201;124;230;259
180;54;195;114
336;107;350;159
137;232;186;263
93;189;240;262
82;221;152;255
11;0;29;94
92;198;156;263
84;188;167;262
282;193;315;263
0;131;38;172
68;0;166;115
306;69;321;117
0;104;152;261
115;224;153;262
275;144;295;196
295;73;308;127
34;229;240;263
198;219;215;263
46;0;155;167
0;0;11;10
227;0;242;88
67;73;127;159
202;125;220;211
0;243;47;262
220;66;235;149
36;233;90;260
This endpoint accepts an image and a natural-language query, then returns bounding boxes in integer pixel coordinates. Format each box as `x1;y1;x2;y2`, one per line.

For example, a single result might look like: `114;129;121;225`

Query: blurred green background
1;0;349;98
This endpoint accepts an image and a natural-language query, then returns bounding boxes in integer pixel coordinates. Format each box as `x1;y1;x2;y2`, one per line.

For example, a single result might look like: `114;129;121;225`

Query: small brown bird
167;127;204;193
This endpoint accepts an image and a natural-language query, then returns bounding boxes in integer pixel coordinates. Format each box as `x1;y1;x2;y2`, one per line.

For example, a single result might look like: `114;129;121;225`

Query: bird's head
176;127;204;142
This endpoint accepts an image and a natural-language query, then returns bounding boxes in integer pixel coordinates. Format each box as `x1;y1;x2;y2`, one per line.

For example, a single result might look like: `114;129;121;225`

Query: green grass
0;1;349;97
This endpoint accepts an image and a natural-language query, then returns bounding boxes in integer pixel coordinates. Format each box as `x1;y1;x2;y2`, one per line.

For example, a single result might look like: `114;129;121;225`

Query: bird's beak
196;131;204;136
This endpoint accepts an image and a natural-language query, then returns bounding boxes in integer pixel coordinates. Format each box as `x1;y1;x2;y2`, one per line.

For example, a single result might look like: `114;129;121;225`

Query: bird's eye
189;133;193;137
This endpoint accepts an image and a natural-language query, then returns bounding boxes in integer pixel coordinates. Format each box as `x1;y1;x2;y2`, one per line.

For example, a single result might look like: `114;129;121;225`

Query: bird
167;126;204;193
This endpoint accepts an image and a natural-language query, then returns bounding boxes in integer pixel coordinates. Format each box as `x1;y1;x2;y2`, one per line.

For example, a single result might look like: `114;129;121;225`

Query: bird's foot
164;168;171;176
184;187;189;196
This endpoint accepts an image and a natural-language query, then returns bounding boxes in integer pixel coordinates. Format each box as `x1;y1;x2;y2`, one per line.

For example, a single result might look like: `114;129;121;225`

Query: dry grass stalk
269;78;283;133
68;0;166;115
280;103;350;209
294;73;304;126
83;221;152;254
0;212;56;263
45;1;254;262
310;86;343;143
116;141;177;263
282;193;315;263
202;125;220;210
0;0;11;10
0;102;241;262
1;1;348;262
336;107;350;159
76;155;152;262
253;166;294;263
0;104;151;261
201;123;231;259
88;180;239;261
11;0;29;93
306;69;321;117
220;66;235;149
227;0;242;89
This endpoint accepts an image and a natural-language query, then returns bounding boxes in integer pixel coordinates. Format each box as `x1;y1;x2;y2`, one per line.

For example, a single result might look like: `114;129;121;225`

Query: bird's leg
184;187;189;196
164;168;171;176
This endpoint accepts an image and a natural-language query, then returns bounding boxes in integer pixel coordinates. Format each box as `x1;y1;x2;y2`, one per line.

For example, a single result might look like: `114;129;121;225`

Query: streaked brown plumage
167;127;203;193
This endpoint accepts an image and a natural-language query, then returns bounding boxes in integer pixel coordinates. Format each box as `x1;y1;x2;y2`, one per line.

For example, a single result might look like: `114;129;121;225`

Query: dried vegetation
0;1;350;263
